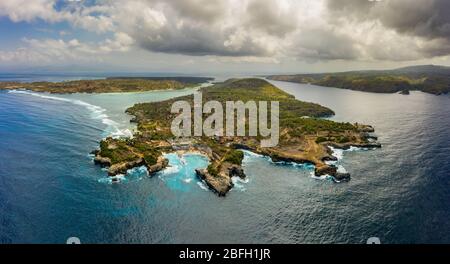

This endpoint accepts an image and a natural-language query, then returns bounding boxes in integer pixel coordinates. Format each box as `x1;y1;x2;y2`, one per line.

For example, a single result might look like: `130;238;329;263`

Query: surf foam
9;90;132;138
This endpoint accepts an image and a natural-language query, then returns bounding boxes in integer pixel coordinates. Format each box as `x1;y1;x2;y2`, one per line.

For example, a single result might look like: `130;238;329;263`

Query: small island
0;77;213;94
92;78;381;196
268;65;450;95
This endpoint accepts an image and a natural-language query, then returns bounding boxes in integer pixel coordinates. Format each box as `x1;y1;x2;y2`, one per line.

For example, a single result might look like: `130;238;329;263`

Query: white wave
347;146;366;152
310;172;329;181
8;90;131;138
183;178;193;183
109;128;133;138
233;176;249;184
328;146;344;161
231;176;248;192
197;181;209;191
337;165;347;174
241;150;263;162
160;165;181;175
326;145;372;174
98;174;126;184
243;149;316;172
242;150;263;157
309;172;336;182
87;153;95;161
329;145;370;159
127;166;149;177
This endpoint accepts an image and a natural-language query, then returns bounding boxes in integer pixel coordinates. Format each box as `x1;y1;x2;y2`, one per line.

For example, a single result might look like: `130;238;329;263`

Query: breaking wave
8;90;132;138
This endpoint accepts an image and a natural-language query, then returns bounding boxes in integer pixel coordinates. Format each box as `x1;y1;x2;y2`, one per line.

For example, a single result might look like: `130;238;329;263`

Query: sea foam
8;90;132;138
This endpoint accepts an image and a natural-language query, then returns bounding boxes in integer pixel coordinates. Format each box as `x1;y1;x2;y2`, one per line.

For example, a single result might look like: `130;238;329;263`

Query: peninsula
0;77;213;94
92;78;380;196
268;65;450;95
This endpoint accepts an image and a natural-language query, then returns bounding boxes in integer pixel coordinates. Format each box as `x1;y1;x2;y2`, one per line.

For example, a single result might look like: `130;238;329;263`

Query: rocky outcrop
257;148;312;164
362;133;378;141
334;172;351;182
94;155;112;167
316;141;382;182
328;142;381;150
400;89;410;95
108;158;145;176
357;125;375;133
315;164;337;176
315;164;351;182
195;169;234;197
228;165;245;179
103;156;168;177
322;156;338;162
147;156;169;174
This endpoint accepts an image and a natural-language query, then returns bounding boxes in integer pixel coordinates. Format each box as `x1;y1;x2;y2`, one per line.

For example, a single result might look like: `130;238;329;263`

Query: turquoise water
157;153;209;192
0;76;450;243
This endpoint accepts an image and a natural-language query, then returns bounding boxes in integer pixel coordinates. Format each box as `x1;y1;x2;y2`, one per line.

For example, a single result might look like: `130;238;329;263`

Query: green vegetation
201;79;335;118
131;140;162;166
315;137;328;144
125;78;363;149
223;150;244;166
207;164;219;177
0;77;210;94
99;138;140;164
268;65;450;95
337;136;350;144
127;78;336;134
93;78;377;194
98;136;163;166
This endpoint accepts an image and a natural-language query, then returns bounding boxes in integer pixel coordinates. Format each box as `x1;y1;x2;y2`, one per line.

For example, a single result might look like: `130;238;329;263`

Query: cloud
1;0;450;65
0;0;114;33
290;27;360;61
0;32;134;64
327;0;450;40
0;0;308;58
110;0;294;57
326;0;450;59
0;0;62;22
244;0;298;37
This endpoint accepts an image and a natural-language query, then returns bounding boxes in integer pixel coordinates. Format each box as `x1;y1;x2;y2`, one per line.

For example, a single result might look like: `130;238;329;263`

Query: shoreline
92;78;382;196
93;129;381;195
6;77;382;196
0;78;213;94
3;85;203;95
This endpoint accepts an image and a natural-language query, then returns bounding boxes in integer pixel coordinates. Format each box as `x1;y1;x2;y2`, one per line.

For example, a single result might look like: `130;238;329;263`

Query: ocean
0;75;449;243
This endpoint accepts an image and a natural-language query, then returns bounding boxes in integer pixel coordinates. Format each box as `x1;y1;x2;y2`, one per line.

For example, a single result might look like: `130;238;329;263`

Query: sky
1;0;450;74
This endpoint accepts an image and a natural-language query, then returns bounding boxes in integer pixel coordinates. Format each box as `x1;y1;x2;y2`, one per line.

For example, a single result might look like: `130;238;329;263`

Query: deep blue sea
0;74;449;244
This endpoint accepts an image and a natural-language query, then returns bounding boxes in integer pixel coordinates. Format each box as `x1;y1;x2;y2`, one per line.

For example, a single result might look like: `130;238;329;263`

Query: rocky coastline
92;144;169;180
92;131;380;194
91;78;381;196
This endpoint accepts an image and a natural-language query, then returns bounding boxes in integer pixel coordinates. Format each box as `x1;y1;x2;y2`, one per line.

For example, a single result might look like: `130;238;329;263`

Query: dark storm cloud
119;0;280;57
244;0;297;37
3;0;450;64
293;27;360;61
137;25;270;57
327;0;450;38
326;0;450;58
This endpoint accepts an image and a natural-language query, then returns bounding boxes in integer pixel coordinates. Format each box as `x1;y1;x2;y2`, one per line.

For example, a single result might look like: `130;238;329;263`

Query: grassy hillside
127;78;336;130
268;65;450;95
94;78;378;195
0;77;209;94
